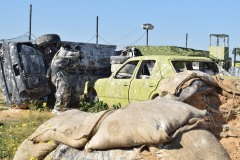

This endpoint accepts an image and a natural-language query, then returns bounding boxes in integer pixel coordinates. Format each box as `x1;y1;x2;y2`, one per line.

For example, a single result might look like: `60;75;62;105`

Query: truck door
104;60;139;106
129;60;159;103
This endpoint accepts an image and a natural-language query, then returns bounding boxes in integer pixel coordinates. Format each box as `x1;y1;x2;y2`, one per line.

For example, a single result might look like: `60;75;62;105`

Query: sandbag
85;98;207;151
154;129;231;160
214;75;240;94
13;139;57;160
159;70;219;97
14;109;112;160
44;130;230;160
44;144;148;160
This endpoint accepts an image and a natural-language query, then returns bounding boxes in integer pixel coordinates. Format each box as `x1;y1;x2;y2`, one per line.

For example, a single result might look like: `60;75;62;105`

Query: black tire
88;88;98;104
153;95;160;100
35;34;61;46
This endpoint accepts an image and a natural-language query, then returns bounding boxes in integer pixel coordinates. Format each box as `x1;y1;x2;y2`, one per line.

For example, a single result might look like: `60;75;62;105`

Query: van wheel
153;95;160;100
35;34;61;46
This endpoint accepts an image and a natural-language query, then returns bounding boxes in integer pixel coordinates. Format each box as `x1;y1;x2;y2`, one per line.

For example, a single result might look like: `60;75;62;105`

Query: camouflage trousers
51;72;80;111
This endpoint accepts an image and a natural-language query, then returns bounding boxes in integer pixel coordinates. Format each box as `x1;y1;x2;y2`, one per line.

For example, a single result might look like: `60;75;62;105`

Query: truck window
137;60;156;79
115;61;139;79
172;61;219;75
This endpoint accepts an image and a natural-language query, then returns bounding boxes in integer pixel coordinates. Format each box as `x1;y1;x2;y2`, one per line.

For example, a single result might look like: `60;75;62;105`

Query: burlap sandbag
14;109;112;160
214;75;240;94
159;70;219;97
45;130;230;160
13;139;57;160
44;144;147;160
85;99;207;151
152;129;231;160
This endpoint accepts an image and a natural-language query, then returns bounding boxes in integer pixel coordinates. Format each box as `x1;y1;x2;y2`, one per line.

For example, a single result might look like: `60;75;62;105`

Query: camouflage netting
130;46;209;57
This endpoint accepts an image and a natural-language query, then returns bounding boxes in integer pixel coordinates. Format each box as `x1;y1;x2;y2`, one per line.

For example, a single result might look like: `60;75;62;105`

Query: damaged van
0;34;117;106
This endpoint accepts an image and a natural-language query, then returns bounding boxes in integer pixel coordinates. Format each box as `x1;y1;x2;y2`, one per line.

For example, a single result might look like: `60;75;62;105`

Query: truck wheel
88;88;98;104
35;34;61;46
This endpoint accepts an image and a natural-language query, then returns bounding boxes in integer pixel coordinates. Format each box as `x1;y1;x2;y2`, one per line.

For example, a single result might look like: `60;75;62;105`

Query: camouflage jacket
51;47;81;76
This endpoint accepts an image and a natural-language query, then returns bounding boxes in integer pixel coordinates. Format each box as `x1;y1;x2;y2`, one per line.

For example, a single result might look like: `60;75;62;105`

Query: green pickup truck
84;55;221;106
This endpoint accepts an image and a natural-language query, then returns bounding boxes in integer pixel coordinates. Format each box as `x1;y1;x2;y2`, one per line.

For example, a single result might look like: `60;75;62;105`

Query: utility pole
29;4;32;41
186;33;188;48
96;16;98;44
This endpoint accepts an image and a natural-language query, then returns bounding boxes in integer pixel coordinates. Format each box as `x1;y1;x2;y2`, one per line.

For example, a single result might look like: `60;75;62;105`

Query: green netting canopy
131;46;209;57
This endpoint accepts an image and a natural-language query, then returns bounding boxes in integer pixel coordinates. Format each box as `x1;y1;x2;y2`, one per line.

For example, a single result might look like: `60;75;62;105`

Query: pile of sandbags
45;129;230;160
14;98;212;160
159;70;240;109
158;70;240;149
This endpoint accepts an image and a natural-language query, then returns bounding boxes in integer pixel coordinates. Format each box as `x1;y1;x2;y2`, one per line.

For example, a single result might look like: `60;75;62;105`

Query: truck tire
88;88;98;104
35;34;61;46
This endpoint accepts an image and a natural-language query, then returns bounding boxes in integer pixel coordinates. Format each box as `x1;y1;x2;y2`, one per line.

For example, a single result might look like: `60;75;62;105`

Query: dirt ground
185;91;240;160
0;93;240;160
218;101;240;160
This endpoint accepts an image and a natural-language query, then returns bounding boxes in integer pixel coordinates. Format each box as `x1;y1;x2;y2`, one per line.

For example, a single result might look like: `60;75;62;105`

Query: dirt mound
219;101;240;160
185;91;240;160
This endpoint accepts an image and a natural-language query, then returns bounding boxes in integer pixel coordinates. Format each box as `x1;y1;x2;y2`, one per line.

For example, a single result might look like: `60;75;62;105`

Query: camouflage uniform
51;46;81;113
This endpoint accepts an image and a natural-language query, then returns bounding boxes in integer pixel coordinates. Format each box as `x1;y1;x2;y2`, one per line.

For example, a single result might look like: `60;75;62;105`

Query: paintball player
51;43;83;114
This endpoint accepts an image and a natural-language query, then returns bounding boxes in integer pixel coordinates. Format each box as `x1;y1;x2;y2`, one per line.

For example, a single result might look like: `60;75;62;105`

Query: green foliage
0;101;6;106
79;99;92;111
0;96;121;159
79;97;122;112
29;100;49;112
0;111;53;159
0;107;8;111
112;103;121;109
79;99;109;113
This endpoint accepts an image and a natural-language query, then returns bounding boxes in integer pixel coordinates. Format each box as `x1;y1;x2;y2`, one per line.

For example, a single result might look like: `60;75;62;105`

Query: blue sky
0;0;239;52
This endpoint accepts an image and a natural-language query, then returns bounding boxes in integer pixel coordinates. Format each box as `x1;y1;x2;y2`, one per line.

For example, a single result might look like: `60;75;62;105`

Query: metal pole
210;35;211;46
216;36;219;46
29;4;32;41
233;48;236;67
96;16;98;44
223;37;225;47
146;29;149;46
227;36;229;47
186;33;188;48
